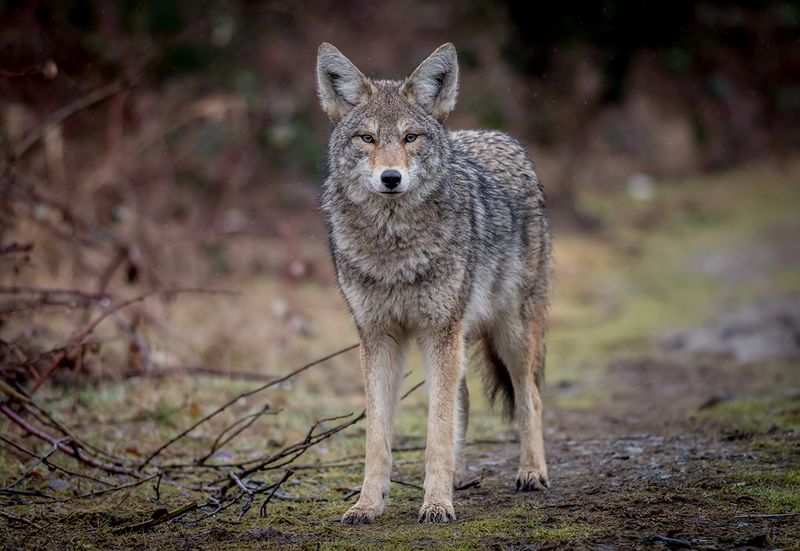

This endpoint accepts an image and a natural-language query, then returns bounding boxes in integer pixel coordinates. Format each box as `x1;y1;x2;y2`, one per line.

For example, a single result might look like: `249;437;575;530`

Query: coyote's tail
478;338;516;421
477;333;545;422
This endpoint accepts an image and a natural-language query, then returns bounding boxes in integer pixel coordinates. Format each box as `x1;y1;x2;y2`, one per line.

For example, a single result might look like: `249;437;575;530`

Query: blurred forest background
2;0;799;375
1;1;799;548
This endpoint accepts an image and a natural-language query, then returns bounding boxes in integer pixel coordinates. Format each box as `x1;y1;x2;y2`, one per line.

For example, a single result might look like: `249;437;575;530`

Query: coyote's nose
380;170;402;189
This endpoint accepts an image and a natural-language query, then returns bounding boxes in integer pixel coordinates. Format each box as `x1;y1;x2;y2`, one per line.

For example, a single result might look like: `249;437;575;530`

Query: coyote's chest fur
326;185;474;332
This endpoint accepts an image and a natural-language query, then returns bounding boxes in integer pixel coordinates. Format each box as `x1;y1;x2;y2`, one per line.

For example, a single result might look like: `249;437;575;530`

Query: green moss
698;393;800;432
727;469;800;513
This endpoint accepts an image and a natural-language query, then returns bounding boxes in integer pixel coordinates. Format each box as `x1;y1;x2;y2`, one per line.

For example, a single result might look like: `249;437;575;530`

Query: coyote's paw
341;504;382;525
418;501;456;523
516;468;550;491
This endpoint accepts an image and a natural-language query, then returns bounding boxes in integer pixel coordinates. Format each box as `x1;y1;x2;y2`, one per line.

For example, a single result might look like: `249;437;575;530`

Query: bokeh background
1;1;799;548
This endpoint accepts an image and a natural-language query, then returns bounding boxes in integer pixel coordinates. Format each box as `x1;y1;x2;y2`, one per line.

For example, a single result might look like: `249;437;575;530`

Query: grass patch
698;392;800;433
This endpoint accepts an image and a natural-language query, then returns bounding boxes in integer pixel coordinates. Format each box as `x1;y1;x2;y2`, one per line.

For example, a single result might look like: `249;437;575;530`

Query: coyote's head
316;43;458;202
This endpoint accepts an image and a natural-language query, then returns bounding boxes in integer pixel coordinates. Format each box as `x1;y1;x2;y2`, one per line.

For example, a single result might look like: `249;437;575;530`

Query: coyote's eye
360;134;375;144
404;134;418;143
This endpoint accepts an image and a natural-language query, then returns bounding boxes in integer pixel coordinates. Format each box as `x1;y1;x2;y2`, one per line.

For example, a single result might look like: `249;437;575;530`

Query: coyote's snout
316;42;552;524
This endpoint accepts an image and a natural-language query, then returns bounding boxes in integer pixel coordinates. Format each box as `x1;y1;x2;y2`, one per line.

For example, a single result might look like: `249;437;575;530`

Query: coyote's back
316;42;552;525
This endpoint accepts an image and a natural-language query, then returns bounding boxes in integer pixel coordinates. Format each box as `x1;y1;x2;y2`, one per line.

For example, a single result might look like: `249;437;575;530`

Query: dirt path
217;304;798;550
450;304;800;550
292;300;798;549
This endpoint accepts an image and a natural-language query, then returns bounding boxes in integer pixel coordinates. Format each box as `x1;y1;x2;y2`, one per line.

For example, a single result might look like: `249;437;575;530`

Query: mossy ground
2;162;799;549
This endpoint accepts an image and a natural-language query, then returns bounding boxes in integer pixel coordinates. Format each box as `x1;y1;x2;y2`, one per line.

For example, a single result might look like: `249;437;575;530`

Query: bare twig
141;343;359;468
0;435;112;487
259;469;293;518
0;509;44;530
29;287;238;394
4;438;66;489
734;512;800;519
227;473;255;522
180;492;243;526
0;404;140;477
649;535;692;548
111;501;198;535
20;474;160;506
221;380;424;483
145;364;282;383
343;477;423;501
197;404;277;465
8;81;125;166
0;242;33;255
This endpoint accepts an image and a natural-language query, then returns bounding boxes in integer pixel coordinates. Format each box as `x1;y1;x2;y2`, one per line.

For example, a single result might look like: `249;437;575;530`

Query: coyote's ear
316;43;372;123
401;43;459;122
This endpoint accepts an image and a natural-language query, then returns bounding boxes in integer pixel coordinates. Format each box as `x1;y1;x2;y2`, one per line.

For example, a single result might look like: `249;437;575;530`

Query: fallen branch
111;501;198;535
221;380;425;484
141;364;282;383
734;512;800;519
4;438;66;490
649;535;692;548
29;287;239;394
0;404;140;477
197;404;277;465
259;469;294;518
0;242;33;255
8;81;125;167
9;474;161;507
141;343;359;468
343;477;423;501
228;472;255;522
0;509;44;530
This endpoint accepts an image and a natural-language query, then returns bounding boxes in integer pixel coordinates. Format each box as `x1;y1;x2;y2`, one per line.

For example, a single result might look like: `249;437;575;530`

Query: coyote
316;42;552;524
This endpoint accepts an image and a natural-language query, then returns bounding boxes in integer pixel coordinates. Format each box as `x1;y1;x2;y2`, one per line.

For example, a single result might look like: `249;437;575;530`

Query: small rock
48;479;71;491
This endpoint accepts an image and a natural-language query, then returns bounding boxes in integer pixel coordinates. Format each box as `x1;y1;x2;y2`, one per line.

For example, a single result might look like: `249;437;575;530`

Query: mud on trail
1;164;799;549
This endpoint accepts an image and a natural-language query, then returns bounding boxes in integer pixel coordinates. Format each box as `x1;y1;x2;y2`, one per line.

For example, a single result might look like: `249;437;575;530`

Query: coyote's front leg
418;324;464;523
342;335;404;525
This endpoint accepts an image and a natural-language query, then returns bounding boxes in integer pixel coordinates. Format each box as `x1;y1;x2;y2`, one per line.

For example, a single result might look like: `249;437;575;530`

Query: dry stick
16;474;160;506
196;405;278;465
269;491;325;503
0;404;140;477
152;379;422;475
141;343;359;469
0;435;113;487
0;338;28;363
343;477;424;501
146;363;284;383
0;285;108;301
196;379;425;477
29;287;239;395
152;473;162;502
259;469;294;518
0;509;44;530
228;473;255;523
228;380;425;483
4;438;65;489
734;512;800;519
181;491;243;526
227;413;363;484
0;381;135;467
111;501;198;535
0;488;52;499
290;461;364;471
0;242;33;254
7;81;125;167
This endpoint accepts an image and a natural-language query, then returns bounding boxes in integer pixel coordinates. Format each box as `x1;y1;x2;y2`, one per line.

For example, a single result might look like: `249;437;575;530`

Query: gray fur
317;43;552;524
